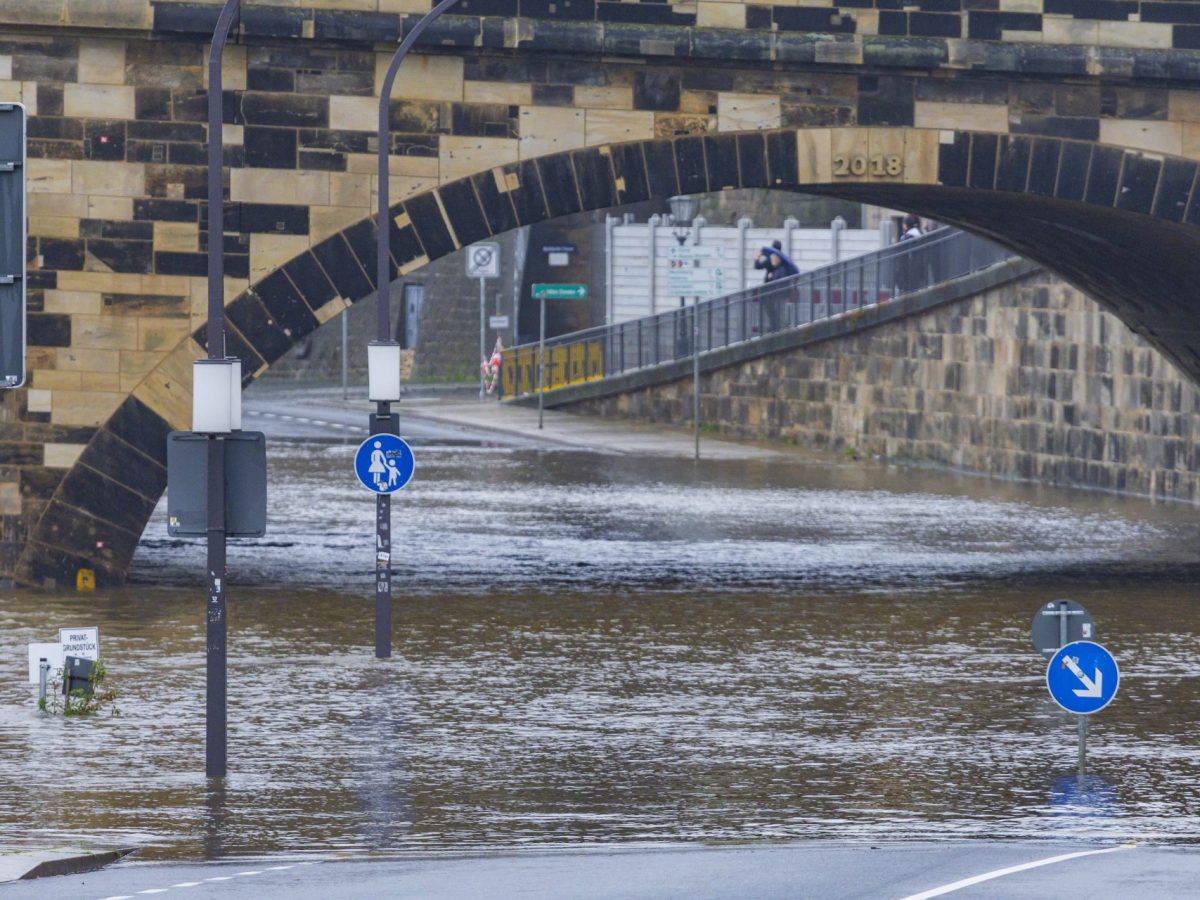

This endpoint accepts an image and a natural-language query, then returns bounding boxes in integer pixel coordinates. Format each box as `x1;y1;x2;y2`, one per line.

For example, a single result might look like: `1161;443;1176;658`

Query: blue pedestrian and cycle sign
353;434;415;494
1046;641;1119;715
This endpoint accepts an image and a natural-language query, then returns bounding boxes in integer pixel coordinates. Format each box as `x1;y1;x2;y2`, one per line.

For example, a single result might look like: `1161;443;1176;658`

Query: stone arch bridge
4;0;1200;585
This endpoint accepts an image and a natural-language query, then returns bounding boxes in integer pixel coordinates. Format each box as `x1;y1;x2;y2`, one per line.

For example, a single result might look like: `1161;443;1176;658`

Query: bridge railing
501;228;1014;397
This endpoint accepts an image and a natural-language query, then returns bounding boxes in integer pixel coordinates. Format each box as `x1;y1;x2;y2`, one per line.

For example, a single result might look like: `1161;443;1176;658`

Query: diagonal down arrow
1062;655;1103;698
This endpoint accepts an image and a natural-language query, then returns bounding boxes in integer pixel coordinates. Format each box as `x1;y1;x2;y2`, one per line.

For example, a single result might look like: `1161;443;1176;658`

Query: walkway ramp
501;228;1033;406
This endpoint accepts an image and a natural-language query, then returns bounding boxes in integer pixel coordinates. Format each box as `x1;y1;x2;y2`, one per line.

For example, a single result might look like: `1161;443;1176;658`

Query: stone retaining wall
573;271;1200;502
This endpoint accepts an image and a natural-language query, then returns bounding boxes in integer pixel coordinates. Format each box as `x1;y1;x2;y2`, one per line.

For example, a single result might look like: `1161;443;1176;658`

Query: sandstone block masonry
574;271;1200;502
10;0;1200;584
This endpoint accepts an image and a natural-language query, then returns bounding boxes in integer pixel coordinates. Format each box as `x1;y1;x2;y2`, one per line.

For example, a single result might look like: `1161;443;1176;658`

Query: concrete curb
0;846;136;882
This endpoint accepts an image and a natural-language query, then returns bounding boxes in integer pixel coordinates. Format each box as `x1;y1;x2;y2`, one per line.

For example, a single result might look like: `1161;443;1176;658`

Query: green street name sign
532;283;588;300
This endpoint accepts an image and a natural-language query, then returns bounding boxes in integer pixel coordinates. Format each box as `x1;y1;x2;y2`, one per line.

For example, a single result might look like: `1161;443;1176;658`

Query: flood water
3;423;1200;859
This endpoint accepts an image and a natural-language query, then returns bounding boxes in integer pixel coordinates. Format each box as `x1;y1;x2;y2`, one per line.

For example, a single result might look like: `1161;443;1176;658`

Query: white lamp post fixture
367;341;402;403
192;358;241;433
668;194;698;246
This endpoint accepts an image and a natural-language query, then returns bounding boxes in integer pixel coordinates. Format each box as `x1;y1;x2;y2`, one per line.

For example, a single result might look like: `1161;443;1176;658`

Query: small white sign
548;252;569;267
466;242;501;279
667;269;727;294
60;626;100;661
488;315;510;329
27;642;64;684
667;245;725;261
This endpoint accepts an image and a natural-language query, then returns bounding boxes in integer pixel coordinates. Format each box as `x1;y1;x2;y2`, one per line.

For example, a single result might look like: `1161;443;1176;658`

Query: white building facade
604;216;891;324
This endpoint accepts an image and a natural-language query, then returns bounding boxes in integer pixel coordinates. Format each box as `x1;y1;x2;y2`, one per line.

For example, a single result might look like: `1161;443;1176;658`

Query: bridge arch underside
808;183;1200;384
22;125;1200;587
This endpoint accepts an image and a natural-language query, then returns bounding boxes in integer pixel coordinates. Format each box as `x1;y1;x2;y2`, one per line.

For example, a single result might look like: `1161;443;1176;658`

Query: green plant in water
42;660;120;717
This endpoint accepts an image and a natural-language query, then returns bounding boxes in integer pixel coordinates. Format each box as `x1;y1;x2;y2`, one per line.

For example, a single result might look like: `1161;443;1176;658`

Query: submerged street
4;386;1200;895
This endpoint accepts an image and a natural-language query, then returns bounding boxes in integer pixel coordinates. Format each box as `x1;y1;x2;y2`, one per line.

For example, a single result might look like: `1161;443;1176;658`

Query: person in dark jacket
899;213;923;241
754;239;785;282
897;214;925;295
754;241;800;332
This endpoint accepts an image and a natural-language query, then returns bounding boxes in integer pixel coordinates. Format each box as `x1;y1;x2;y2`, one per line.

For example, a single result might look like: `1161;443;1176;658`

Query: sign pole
1046;640;1118;774
206;434;226;778
354;433;415;658
204;0;241;780
479;277;486;402
375;487;391;658
375;0;468;661
693;295;700;460
341;312;348;401
466;244;499;400
538;294;545;430
1078;715;1087;775
0;103;26;389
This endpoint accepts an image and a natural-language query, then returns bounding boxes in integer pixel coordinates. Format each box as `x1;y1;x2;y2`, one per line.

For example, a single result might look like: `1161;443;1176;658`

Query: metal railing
502;228;1016;397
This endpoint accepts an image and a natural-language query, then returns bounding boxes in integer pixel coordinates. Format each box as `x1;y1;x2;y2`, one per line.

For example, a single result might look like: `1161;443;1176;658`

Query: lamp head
668;194;698;225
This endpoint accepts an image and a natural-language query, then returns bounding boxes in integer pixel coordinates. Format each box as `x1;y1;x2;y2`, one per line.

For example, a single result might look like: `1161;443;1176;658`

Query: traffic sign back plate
167;431;267;537
1032;599;1095;658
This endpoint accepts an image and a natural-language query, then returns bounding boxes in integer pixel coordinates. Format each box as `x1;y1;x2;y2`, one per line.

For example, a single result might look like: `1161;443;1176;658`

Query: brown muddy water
2;437;1200;859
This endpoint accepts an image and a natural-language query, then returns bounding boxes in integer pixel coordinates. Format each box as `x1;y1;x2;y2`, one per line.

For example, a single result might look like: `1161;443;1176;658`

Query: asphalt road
5;842;1198;899
241;389;541;446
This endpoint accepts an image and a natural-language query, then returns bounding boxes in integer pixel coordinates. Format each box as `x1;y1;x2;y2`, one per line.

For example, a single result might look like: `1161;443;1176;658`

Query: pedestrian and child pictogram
353;434;415;494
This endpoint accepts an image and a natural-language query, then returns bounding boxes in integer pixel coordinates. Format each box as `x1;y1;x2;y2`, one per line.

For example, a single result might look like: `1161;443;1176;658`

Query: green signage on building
532;283;588;300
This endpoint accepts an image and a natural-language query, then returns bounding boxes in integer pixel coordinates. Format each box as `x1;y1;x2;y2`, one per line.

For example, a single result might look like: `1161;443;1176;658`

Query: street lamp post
372;0;464;658
669;195;701;461
200;0;243;780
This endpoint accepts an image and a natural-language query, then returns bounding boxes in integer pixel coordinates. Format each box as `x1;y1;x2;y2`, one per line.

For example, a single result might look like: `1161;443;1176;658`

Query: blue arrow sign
354;434;415;494
1046;641;1119;714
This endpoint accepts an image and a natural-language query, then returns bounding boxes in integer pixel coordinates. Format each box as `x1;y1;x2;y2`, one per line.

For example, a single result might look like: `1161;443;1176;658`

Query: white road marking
295;417;312;424
279;415;295;421
898;845;1133;899
97;861;310;899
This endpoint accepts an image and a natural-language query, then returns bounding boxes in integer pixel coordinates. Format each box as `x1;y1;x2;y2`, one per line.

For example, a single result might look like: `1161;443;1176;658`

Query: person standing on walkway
896;214;925;295
754;239;786;281
754;241;800;332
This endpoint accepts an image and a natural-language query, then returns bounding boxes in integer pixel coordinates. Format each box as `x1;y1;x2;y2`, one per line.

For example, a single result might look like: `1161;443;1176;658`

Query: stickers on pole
1046;640;1119;715
353;434;415;494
